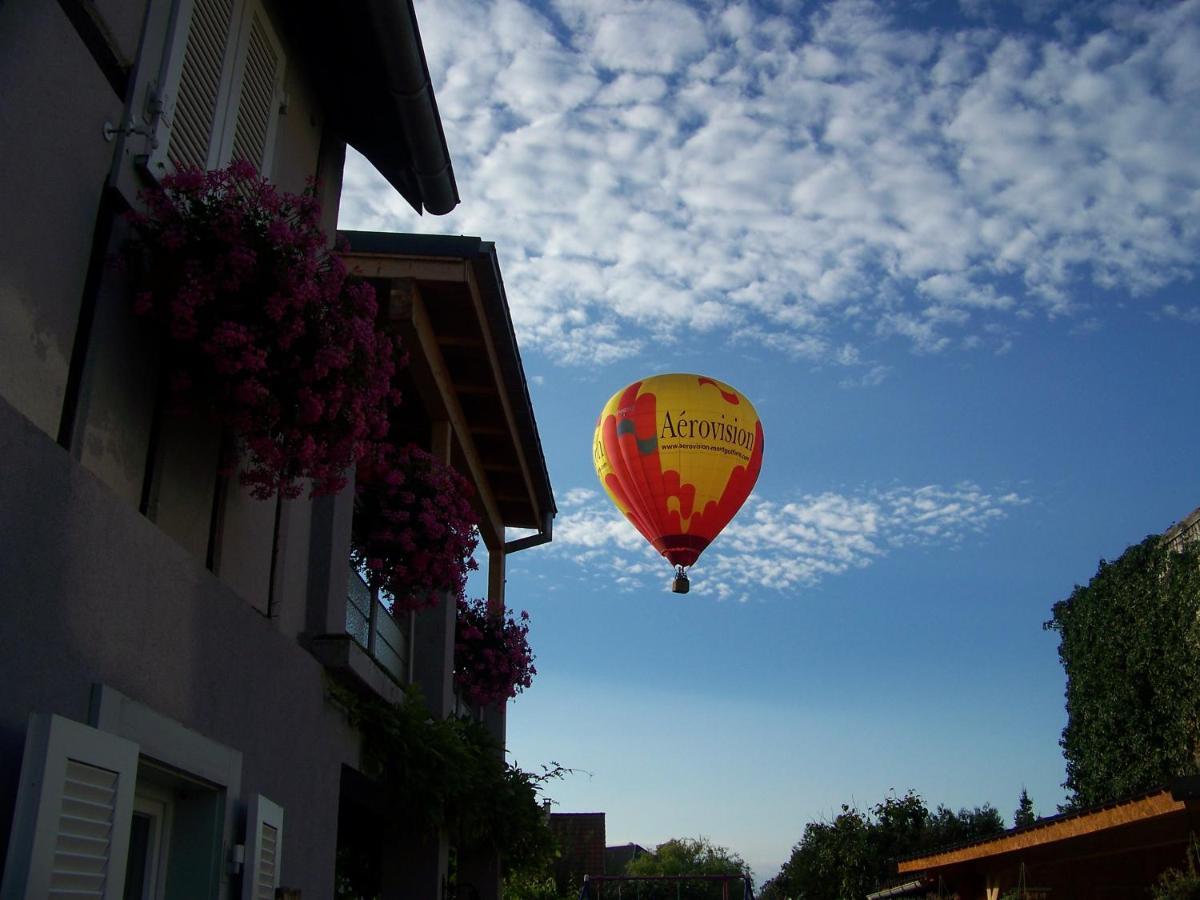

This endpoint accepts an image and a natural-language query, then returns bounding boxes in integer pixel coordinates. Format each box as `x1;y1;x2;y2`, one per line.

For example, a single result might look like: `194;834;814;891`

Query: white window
144;0;286;177
3;692;276;900
124;788;174;900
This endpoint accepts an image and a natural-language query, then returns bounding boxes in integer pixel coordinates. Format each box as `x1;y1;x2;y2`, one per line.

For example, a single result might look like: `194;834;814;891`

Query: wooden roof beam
386;281;504;549
453;382;498;396
463;262;544;527
347;255;467;283
469;424;507;437
436;335;485;349
483;462;520;474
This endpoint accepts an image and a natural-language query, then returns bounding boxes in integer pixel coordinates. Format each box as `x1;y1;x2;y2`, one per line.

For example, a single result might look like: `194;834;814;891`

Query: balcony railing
347;569;411;684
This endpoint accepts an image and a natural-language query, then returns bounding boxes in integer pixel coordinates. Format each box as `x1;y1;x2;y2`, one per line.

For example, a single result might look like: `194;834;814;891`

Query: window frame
88;683;243;886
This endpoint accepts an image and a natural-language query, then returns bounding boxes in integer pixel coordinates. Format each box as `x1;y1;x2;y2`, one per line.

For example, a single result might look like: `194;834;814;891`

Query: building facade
0;2;553;897
549;813;607;895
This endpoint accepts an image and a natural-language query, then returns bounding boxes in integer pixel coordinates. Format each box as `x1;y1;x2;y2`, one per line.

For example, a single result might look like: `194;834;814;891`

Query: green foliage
623;837;753;899
773;791;1005;900
1013;788;1036;828
925;802;1004;847
779;805;873;900
325;678;559;877
1045;536;1200;808
627;837;752;879
1152;841;1200;900
502;869;576;900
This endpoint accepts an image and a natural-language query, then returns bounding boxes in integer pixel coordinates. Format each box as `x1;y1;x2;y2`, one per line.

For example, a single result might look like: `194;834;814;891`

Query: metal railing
347;569;410;683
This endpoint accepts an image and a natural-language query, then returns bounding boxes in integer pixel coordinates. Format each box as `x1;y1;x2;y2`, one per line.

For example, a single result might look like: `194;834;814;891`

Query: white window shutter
242;794;283;900
218;1;286;174
143;0;238;180
166;0;238;171
0;714;139;900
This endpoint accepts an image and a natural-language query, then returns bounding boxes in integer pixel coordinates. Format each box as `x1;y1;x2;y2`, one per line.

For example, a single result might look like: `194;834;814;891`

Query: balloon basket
671;568;690;594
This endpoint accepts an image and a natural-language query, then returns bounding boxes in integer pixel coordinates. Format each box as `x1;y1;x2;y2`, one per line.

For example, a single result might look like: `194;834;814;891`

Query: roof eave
291;0;458;216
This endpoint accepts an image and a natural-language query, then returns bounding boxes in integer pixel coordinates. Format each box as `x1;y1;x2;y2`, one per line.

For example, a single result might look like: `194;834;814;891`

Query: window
123;788;172;900
121;762;224;900
3;691;284;900
144;0;286;178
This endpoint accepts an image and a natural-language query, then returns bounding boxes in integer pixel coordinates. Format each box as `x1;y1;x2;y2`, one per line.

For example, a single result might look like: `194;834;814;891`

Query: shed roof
897;778;1200;873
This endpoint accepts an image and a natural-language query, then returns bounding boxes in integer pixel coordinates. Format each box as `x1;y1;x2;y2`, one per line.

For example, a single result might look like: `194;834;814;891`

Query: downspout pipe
367;0;459;215
504;511;553;554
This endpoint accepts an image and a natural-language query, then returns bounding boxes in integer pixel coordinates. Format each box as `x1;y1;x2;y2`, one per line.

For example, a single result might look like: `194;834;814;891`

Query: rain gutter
364;0;459;214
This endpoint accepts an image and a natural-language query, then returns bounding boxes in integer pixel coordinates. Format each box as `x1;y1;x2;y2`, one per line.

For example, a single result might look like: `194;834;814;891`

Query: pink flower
450;597;536;706
123;161;401;501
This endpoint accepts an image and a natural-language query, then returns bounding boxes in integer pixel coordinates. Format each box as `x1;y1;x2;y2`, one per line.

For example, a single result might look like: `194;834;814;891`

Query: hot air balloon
593;373;764;593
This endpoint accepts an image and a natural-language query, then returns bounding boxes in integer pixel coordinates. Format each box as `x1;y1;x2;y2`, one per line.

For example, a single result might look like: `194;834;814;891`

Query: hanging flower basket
351;442;480;611
454;597;536;707
123;160;400;499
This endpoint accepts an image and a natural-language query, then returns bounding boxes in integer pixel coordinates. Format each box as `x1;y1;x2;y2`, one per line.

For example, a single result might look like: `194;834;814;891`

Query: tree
1045;536;1200;808
1014;788;1036;828
755;879;788;900
624;837;753;899
773;791;1004;899
925;802;1004;848
1152;841;1200;900
504;869;575;900
777;805;874;900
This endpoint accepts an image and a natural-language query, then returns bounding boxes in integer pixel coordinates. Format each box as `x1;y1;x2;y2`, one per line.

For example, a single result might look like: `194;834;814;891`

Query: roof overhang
340;231;555;554
897;784;1196;874
287;0;458;215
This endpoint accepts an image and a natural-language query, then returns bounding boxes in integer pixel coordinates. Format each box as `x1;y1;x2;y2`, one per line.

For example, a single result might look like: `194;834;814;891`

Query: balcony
306;565;414;702
345;569;411;685
347;570;484;719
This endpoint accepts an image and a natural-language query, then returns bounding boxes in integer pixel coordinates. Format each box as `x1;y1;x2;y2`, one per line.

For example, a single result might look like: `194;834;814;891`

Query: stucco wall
0;0;127;437
0;392;360;891
55;0;332;611
0;0;333;614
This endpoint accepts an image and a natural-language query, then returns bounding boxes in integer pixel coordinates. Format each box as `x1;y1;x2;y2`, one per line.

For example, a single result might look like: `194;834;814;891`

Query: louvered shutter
0;714;138;900
216;0;286;173
241;794;283;900
141;0;239;180
141;0;285;181
166;0;237;170
228;7;282;167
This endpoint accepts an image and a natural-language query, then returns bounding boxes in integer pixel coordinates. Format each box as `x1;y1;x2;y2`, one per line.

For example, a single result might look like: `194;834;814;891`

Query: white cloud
548;481;1027;600
587;3;709;75
1161;304;1200;325
342;0;1200;369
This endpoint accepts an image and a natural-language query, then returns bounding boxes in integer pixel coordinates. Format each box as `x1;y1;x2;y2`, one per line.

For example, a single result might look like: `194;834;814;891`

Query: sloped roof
898;779;1200;872
289;0;458;215
340;231;555;547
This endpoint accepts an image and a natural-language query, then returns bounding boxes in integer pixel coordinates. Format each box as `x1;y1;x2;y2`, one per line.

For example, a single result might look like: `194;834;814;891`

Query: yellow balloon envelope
593;374;764;579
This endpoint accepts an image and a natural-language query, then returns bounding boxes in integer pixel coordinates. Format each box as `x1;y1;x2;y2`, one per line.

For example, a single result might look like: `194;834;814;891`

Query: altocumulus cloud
550;483;1027;600
339;0;1200;368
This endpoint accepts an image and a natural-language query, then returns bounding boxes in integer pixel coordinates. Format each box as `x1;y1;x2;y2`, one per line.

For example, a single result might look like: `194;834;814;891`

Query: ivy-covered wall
1046;533;1200;808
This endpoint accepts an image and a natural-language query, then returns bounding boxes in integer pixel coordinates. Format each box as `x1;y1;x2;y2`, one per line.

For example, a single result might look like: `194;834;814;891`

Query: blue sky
339;0;1200;882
